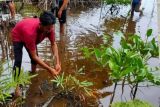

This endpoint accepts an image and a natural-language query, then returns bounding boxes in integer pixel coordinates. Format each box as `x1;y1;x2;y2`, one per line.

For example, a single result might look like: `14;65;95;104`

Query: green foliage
91;46;152;84
0;67;37;104
77;66;85;75
104;0;131;5
146;29;153;38
81;46;94;59
147;67;160;85
107;48;146;83
120;29;159;57
51;72;94;96
93;47;110;67
102;34;111;44
81;29;159;103
82;29;160;85
111;99;153;107
0;75;16;103
0;63;15;103
13;68;37;86
51;72;65;89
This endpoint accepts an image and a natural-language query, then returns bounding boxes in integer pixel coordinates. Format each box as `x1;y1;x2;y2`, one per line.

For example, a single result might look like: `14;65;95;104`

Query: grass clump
111;99;153;107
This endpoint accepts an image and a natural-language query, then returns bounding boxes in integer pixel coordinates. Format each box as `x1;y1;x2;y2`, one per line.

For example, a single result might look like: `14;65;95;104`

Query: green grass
111;99;153;107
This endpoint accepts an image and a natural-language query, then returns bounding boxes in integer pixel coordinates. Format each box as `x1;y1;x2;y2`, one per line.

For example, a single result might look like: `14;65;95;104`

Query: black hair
39;11;56;26
33;15;38;18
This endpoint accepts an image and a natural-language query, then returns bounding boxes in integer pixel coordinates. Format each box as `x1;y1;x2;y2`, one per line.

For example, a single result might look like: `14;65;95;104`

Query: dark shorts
132;2;140;11
6;0;12;4
51;1;67;24
13;42;37;71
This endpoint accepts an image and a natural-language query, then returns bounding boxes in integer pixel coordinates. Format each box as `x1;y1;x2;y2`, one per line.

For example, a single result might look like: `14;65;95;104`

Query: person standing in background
0;0;16;19
131;0;143;18
51;0;69;36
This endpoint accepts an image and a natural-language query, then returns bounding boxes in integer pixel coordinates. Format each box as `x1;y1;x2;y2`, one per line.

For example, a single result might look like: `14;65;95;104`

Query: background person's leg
131;2;136;18
59;9;67;36
58;1;67;36
8;1;16;19
60;23;65;36
135;3;143;16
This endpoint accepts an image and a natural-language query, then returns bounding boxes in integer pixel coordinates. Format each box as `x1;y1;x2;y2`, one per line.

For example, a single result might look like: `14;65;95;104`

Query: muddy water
0;0;159;106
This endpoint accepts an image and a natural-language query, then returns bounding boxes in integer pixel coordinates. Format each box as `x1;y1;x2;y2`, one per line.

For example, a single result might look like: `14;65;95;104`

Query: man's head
39;11;56;33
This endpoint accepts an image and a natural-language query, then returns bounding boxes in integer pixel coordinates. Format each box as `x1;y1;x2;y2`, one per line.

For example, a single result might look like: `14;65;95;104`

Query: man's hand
55;64;61;73
58;10;62;18
50;68;59;76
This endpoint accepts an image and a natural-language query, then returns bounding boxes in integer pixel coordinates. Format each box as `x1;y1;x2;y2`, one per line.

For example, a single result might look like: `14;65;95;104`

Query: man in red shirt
12;11;61;77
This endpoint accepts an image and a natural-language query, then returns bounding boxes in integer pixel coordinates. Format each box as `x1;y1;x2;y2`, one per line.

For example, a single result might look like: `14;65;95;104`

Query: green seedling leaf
146;29;152;37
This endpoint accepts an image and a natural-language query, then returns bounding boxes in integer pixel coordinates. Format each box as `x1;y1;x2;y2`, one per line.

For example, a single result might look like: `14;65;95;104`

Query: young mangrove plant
13;68;37;86
81;29;160;105
0;62;15;105
120;29;159;57
51;72;94;96
51;72;99;106
0;66;37;106
0;75;16;105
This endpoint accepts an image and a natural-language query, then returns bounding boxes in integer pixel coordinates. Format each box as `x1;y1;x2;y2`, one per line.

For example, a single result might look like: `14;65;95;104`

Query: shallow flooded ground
0;0;159;106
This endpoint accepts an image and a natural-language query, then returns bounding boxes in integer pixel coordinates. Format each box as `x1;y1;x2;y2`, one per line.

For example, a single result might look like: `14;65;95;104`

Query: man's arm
30;50;59;76
58;0;68;18
51;42;61;73
8;1;16;19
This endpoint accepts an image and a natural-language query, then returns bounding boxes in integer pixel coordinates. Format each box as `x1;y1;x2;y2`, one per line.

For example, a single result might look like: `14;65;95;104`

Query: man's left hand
55;64;61;73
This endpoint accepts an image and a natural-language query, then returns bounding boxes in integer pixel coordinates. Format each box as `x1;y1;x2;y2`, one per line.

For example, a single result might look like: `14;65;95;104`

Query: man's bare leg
31;64;37;73
8;1;16;19
60;23;65;36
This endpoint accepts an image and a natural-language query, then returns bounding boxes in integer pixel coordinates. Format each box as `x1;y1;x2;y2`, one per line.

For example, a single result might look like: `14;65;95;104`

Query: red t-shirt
12;18;55;51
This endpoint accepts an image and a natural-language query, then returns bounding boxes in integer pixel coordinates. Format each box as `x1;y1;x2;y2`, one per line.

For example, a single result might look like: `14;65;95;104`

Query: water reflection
57;34;71;72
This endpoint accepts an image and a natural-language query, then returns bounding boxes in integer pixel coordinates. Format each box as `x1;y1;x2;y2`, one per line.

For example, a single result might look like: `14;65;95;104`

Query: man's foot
139;8;144;16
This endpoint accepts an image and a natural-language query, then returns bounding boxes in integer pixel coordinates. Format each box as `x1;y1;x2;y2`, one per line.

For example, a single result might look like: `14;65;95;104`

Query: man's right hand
50;68;59;76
